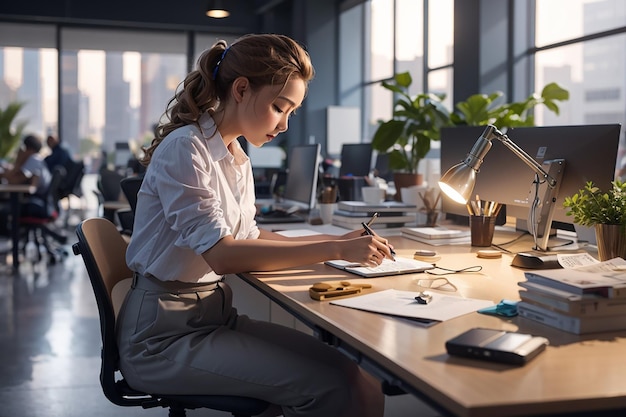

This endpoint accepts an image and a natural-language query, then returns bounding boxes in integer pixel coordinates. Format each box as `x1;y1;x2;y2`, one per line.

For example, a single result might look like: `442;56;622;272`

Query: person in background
119;34;388;417
44;134;72;172
0;134;52;235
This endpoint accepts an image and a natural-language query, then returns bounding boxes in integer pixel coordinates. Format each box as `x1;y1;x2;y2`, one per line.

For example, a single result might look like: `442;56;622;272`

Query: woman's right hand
338;235;393;267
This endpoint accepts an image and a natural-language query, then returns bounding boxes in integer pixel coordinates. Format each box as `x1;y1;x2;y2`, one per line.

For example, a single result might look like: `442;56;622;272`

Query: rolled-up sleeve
154;136;231;254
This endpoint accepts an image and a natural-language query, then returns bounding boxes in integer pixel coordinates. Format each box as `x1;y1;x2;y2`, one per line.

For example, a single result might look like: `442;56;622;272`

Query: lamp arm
485;126;557;188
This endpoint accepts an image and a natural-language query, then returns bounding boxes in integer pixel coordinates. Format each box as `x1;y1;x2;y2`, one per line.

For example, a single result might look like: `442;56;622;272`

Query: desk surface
0;183;36;269
238;231;626;417
0;183;36;193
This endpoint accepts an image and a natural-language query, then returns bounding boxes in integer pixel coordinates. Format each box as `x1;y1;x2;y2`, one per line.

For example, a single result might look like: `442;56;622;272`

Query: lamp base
511;252;561;269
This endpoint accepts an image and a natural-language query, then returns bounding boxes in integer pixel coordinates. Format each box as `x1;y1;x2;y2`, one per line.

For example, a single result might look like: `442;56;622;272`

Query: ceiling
0;0;294;34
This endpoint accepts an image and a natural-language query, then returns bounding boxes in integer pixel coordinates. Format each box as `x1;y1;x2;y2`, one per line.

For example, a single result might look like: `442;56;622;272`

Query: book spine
519;291;575;314
608;285;626;298
401;233;471;246
519;291;626;317
517;302;582;334
523;273;626;299
524;274;608;296
517;301;626;334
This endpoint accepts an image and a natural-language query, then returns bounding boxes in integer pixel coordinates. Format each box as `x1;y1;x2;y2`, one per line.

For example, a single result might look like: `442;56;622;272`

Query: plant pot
393;172;423;201
595;224;626;261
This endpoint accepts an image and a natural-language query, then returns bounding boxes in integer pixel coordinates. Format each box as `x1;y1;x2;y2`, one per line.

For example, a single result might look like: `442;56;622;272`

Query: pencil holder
470;215;496;247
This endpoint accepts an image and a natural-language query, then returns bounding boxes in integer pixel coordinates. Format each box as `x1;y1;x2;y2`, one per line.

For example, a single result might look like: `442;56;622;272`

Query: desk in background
0;184;35;269
236;228;626;417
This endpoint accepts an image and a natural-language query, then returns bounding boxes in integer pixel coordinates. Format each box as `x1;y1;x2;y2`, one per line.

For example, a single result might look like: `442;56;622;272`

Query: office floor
0;174;439;417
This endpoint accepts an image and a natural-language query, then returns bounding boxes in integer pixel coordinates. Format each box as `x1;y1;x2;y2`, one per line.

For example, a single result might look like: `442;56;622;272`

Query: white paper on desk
275;229;322;237
330;289;494;323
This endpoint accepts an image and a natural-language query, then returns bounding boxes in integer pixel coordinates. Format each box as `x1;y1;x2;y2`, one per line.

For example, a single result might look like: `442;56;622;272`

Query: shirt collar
198;112;249;166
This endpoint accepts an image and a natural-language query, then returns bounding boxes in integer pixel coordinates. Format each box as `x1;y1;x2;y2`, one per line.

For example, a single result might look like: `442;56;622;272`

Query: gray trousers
116;274;359;417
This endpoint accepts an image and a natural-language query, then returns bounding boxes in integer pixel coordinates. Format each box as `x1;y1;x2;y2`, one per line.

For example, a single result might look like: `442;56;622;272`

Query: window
0;23;58;152
534;1;626;177
360;0;450;142
59;28;187;169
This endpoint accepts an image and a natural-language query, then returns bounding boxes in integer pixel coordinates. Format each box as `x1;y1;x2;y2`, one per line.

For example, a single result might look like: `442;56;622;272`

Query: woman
118;33;389;417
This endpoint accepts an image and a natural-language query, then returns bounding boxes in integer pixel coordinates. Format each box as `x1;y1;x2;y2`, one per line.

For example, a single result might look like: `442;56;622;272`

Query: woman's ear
231;77;249;103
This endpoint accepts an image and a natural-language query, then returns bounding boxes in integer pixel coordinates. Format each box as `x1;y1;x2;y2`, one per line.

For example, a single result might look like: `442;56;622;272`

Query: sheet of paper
557;252;600;268
275;229;322;237
330;289;494;322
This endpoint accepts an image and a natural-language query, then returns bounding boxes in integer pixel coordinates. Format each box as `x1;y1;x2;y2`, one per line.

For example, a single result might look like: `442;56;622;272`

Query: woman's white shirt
126;113;260;282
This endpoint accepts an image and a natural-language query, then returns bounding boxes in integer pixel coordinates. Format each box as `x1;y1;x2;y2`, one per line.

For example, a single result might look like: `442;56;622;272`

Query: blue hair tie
212;46;230;80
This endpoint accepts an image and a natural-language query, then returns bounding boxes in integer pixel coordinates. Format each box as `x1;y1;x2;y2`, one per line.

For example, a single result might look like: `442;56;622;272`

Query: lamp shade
206;0;230;18
438;161;477;204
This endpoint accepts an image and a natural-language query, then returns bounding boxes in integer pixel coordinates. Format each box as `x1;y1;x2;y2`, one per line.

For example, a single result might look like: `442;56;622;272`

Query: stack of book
401;226;471;246
331;201;419;230
517;258;626;334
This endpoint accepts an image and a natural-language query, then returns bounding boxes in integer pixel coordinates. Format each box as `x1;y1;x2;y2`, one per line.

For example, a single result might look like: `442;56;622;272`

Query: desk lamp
438;124;565;251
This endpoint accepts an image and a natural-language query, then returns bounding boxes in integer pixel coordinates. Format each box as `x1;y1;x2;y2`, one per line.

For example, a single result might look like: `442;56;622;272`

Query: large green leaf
371;120;405;152
541;82;569;101
0;101;27;160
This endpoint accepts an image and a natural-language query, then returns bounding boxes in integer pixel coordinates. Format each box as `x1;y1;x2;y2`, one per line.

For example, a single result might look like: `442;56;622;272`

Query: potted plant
451;82;570;128
0;101;27;161
372;71;569;201
563;180;626;260
371;72;451;199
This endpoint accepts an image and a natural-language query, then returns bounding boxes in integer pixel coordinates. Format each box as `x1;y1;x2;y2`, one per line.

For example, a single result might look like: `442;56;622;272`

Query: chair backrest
47;165;67;215
73;218;136;406
57;159;85;199
120;174;144;214
98;168;125;202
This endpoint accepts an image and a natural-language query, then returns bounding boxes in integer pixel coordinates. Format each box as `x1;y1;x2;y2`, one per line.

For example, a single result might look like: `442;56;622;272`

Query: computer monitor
279;143;321;212
339;143;373;177
114;142;133;168
440;124;622;230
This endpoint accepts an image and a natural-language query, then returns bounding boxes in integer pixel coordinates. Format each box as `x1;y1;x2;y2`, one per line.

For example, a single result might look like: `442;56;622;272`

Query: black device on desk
446;328;548;365
255;208;306;224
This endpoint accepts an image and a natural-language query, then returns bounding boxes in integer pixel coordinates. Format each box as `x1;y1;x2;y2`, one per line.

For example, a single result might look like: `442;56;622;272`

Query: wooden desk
0;184;35;269
237;235;626;417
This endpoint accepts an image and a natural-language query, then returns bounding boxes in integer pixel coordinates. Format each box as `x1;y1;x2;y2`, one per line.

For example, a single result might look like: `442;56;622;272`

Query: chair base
21;223;68;264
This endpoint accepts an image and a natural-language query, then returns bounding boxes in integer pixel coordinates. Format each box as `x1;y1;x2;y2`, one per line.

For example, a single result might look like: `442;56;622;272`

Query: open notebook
325;257;435;278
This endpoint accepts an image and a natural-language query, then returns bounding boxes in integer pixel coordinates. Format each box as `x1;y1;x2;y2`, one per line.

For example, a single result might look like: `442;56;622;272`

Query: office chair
94;168;129;223
119;174;142;213
56;159;85;227
116;174;143;235
72;218;270;417
19;165;68;263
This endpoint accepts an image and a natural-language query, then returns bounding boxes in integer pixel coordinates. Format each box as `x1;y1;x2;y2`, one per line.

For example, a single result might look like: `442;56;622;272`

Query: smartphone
445;328;548;365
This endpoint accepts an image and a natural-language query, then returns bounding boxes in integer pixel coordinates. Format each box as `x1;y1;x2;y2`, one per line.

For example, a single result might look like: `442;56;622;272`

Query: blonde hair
142;33;315;165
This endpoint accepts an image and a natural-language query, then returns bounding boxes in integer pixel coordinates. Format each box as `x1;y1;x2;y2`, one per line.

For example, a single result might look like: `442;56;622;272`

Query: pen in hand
361;221;396;260
366;212;379;227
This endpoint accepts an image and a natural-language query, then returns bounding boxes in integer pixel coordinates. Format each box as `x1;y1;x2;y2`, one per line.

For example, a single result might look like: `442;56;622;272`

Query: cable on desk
412;277;458;292
426;264;483;275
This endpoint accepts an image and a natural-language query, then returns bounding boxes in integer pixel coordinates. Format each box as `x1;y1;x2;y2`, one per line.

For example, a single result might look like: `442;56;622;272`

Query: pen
366;212;379;227
361;221;396;259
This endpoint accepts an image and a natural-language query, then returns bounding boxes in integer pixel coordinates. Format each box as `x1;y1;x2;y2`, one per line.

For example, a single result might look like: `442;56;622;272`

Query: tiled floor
0;174;442;417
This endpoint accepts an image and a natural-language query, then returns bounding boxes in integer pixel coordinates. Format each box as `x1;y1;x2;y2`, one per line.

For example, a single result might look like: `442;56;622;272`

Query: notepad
325;257;435;278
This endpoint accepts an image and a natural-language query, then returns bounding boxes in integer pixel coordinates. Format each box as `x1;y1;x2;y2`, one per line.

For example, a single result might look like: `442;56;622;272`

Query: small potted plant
563;180;626;260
